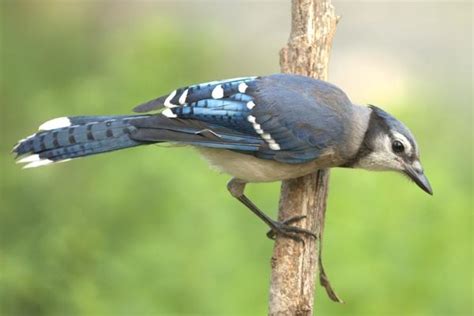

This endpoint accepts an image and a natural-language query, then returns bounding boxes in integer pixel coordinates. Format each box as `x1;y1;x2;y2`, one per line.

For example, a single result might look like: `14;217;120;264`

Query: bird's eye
392;140;405;153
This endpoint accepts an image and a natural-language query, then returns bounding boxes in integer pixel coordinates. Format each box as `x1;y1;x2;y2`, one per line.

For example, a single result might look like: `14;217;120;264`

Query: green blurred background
1;1;472;315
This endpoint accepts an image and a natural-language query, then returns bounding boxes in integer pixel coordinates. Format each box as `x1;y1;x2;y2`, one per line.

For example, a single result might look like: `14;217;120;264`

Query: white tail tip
22;159;54;169
17;154;41;164
38;117;71;130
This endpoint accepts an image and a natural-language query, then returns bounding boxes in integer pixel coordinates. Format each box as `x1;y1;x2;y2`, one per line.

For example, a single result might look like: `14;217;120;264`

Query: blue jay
13;74;432;239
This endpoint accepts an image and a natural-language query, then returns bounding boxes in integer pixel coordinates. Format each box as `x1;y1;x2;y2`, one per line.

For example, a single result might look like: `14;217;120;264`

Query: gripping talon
266;215;316;241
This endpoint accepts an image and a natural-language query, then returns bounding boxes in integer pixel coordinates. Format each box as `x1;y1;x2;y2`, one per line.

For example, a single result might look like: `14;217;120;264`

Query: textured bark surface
269;1;340;315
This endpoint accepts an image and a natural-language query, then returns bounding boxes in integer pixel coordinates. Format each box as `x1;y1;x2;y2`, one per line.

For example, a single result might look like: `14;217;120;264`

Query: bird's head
354;105;433;195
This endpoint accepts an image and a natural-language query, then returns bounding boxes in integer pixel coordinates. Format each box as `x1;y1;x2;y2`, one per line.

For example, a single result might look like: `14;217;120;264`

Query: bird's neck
341;105;377;168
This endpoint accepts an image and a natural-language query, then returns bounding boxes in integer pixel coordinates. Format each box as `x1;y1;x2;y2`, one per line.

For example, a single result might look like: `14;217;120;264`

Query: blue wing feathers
130;127;261;152
130;74;353;164
133;77;257;112
15;74;353;166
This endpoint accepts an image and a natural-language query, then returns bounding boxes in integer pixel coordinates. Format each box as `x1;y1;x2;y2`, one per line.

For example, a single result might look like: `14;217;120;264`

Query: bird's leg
227;178;317;242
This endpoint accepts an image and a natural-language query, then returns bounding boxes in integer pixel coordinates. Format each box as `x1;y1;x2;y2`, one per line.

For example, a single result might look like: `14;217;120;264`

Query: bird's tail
13;114;151;168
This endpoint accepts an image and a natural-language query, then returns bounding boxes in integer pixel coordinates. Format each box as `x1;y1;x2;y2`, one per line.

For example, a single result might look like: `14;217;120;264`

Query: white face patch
355;134;404;171
38;117;71;131
356;151;403;171
164;90;177;108
211;85;224;99
392;131;413;155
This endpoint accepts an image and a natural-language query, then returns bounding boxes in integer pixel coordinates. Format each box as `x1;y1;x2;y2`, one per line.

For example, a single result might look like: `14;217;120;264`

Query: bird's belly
197;148;332;182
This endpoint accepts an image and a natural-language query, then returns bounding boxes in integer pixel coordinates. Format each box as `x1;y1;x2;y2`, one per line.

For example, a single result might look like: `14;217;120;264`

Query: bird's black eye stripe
392;140;405;153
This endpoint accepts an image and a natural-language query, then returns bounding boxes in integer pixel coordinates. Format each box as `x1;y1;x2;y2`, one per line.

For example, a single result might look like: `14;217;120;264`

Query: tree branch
269;1;341;315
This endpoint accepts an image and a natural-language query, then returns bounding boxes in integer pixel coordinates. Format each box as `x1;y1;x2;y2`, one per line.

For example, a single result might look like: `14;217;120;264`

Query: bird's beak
404;163;433;195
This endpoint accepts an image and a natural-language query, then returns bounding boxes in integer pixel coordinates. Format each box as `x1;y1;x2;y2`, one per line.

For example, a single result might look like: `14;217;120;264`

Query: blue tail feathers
13;115;150;168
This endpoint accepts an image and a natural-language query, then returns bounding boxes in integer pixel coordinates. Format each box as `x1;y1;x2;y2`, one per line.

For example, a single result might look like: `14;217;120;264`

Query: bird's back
252;74;365;163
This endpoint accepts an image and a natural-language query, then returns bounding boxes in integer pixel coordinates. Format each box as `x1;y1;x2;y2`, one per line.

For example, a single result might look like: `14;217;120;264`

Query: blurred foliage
0;2;472;316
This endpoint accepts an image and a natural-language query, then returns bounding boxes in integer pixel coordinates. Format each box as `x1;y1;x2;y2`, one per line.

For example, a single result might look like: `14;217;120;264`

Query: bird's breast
197;148;337;182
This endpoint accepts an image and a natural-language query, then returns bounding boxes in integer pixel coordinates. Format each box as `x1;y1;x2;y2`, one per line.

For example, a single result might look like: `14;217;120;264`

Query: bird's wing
133;77;257;113
130;115;264;152
130;77;267;152
249;74;352;163
131;74;351;164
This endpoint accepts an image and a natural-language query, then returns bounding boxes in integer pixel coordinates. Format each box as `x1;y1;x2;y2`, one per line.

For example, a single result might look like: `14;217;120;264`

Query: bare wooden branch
269;1;341;315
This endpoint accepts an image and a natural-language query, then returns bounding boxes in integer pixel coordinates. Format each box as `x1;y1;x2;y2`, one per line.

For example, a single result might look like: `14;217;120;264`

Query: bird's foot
266;215;317;242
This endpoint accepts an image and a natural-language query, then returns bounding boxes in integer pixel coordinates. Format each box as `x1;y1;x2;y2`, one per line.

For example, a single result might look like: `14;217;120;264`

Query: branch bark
269;1;341;315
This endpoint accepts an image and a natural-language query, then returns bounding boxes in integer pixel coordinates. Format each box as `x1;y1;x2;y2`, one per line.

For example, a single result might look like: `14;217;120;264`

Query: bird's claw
266;215;317;242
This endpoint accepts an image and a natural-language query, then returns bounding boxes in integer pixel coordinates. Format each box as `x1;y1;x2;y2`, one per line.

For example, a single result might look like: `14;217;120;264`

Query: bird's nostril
413;166;426;176
412;161;423;174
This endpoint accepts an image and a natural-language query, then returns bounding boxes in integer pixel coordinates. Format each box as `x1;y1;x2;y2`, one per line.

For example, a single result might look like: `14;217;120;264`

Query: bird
12;74;432;239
